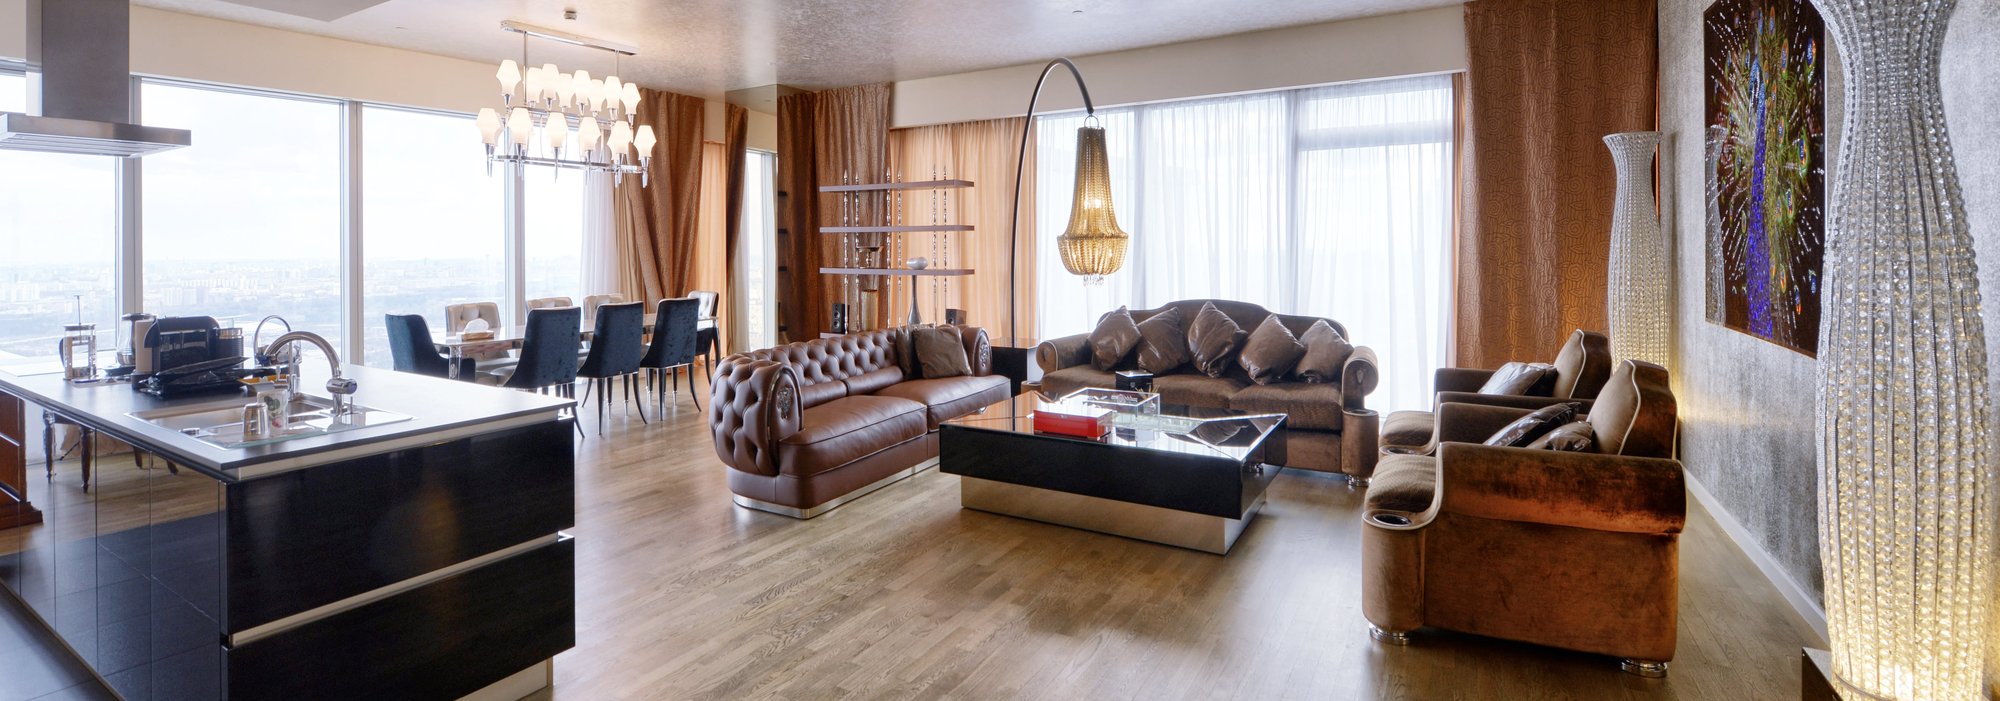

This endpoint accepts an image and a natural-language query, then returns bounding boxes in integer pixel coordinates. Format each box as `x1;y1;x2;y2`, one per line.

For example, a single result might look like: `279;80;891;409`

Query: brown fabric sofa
1378;329;1612;455
709;326;1011;518
1033;300;1383;483
1360;360;1683;677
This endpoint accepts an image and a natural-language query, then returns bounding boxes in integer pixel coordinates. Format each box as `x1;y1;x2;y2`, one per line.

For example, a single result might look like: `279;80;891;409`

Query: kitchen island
0;363;576;700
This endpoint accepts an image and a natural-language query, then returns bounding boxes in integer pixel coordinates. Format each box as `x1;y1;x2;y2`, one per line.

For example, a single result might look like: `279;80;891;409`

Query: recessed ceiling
130;0;1457;97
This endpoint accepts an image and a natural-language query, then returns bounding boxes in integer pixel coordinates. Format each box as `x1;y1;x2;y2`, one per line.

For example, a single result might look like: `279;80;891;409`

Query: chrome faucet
260;331;358;419
250;315;294;365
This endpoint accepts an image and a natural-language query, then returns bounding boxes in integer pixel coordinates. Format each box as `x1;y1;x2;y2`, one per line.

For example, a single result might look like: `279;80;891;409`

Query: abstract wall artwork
1703;0;1825;356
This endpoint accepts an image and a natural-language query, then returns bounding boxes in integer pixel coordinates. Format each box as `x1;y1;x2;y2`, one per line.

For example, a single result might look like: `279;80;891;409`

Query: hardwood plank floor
3;377;1821;700
547;380;1821;701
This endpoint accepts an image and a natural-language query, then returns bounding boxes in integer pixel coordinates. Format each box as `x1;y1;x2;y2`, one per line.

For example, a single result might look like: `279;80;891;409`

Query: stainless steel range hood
0;0;190;157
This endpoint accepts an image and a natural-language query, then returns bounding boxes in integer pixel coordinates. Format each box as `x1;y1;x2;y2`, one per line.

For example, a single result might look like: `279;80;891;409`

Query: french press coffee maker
57;296;97;382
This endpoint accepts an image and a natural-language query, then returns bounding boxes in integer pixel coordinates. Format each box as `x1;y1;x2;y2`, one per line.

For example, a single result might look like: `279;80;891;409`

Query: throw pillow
1526;420;1596;452
1186;302;1248;378
1483;402;1584;448
1089;306;1142;371
1478;362;1558;395
1291;320;1353;384
912;326;971;379
1237;316;1307;385
1134;307;1191;374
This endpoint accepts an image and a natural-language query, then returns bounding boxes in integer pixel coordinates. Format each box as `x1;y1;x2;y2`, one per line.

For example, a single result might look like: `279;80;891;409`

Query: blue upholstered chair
689;290;721;378
640;297;702;413
577;301;648;433
385;313;476;380
502;306;584;436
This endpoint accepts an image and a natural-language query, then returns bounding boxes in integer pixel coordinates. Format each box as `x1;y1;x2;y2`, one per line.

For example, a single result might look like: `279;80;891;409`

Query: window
359;106;505;366
735;150;778;350
524;171;585;303
140;81;344;345
1035;75;1455;411
0;73;119;360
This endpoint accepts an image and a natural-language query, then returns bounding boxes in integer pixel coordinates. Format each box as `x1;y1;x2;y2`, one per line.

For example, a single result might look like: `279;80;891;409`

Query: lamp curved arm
1008;58;1096;342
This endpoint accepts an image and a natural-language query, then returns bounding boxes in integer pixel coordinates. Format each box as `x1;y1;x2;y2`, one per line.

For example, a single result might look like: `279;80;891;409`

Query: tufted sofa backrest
738;329;901;408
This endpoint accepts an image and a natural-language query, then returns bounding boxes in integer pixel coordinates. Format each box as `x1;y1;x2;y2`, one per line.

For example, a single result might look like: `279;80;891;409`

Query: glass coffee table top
943;391;1286;464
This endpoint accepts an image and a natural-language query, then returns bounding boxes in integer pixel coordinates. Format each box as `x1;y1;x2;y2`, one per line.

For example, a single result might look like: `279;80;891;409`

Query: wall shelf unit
819;267;975;277
817;176;975;331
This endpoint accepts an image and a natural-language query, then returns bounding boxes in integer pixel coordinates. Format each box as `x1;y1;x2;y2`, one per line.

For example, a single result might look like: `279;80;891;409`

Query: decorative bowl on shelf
906;257;929;270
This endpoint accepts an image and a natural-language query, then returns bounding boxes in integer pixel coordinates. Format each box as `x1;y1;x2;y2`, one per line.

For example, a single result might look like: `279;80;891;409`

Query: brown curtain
1454;0;1658;367
886;118;1036;340
614;88;706;302
777;83;893;340
691;142;732;352
721;104;748;352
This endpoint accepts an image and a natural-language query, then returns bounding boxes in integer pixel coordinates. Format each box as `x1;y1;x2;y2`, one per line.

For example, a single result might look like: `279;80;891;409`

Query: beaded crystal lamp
1603;131;1670;368
1814;1;1994;699
1056;124;1129;285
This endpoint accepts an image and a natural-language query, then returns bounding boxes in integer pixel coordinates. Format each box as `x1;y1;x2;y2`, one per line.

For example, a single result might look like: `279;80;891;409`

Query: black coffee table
938;393;1286;554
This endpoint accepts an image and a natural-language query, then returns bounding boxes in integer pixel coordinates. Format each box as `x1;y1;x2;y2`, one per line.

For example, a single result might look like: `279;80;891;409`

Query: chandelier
477;21;654;186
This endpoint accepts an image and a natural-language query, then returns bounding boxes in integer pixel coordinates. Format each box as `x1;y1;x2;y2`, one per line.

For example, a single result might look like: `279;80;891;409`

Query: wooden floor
4;376;1821;700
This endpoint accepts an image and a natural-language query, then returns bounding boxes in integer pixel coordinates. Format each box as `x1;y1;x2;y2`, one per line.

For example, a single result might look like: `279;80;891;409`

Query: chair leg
580;379;592;405
43;416;54;481
689;366;702;412
631;374;648;425
80;428;93;493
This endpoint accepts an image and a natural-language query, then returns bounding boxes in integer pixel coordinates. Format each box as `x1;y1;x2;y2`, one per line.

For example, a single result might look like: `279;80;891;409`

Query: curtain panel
721;104;748;352
886;117;1036;340
613;88;707;303
1454;0;1658;367
691;142;732;352
777;83;892;341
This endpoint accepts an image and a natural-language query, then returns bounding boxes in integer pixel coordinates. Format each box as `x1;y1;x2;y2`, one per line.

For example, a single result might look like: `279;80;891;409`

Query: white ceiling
132;0;1457;96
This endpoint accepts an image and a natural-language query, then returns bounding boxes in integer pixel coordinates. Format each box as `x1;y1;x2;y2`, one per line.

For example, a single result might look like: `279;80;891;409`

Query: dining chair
501;306;585;437
582;293;626;329
527;296;573;311
640;297;702;414
42;415;176;493
444;301;509;363
385;313;480;381
688;290;720;379
577;301;648;434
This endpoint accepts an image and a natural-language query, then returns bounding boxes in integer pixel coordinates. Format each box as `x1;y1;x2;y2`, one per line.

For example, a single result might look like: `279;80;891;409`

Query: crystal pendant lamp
1056;124;1129;285
1815;1;1994;699
1602;131;1670;368
474;21;654;186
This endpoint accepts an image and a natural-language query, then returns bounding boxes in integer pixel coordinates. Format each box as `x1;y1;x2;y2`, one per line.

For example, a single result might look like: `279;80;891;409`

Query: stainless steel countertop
0;363;571;481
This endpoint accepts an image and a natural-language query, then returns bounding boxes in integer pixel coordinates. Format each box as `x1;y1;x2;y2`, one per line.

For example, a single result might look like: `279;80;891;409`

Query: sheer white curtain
1034;74;1455;411
580;170;620;298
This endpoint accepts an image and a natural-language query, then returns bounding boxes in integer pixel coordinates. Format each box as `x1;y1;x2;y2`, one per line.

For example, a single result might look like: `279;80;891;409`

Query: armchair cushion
1365;453;1439;515
1133;306;1191;374
1477;361;1558;395
777;395;927;478
913;326;972;378
1291;320;1353;384
1381;410;1436;452
1230;382;1343;431
1483;402;1583;447
1089;306;1142;370
1154;373;1250;408
1186;302;1248;378
1238;316;1307;385
1527;420;1596;451
874;375;1011;430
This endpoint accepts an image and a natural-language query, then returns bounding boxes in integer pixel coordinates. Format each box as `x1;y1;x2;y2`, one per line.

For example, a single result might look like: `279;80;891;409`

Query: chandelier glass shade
1057;124;1128;285
477;48;654;186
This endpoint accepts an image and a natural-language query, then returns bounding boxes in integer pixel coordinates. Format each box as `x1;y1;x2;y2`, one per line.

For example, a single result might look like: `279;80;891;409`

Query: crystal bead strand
1603;131;1671;367
1815;1;1993;699
1703;126;1727;322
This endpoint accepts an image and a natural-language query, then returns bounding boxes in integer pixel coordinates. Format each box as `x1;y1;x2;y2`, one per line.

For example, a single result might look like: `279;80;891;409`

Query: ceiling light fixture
476;20;653;186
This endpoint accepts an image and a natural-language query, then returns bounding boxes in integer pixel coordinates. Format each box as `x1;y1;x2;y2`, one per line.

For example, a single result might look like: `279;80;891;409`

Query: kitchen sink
130;393;412;450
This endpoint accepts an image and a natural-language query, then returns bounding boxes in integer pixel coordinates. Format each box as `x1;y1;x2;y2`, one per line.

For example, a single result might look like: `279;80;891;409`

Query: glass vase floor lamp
1006;58;1130;341
1603;131;1670;368
1815;1;1994;699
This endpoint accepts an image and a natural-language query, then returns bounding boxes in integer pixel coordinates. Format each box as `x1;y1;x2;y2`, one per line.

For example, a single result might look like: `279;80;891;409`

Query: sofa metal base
1345;475;1370;488
732;457;940;519
1367;625;1411;646
959;476;1266;554
1620;659;1669;678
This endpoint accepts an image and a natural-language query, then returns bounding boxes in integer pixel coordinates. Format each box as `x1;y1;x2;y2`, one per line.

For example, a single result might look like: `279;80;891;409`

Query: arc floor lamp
1008;58;1129;340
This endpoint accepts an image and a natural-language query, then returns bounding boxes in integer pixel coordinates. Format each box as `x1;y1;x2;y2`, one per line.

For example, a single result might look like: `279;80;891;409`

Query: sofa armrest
708;356;803;477
1432;402;1534;444
1437;442;1686;534
1341;346;1381;410
1035;333;1092;374
1434;367;1495;394
1433;391;1594;414
960;326;994;376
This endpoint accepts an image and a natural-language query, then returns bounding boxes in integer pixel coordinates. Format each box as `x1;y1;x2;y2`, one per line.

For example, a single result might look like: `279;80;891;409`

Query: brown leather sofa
1360;360;1683;677
1033;300;1383;484
709;326;1011;518
1378;329;1612;455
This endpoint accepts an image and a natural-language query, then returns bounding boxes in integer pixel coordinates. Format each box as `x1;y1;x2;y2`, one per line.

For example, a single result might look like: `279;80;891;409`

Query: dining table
432;321;654;381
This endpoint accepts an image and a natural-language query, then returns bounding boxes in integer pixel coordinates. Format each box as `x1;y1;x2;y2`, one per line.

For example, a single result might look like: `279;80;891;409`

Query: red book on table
1032;400;1115;438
